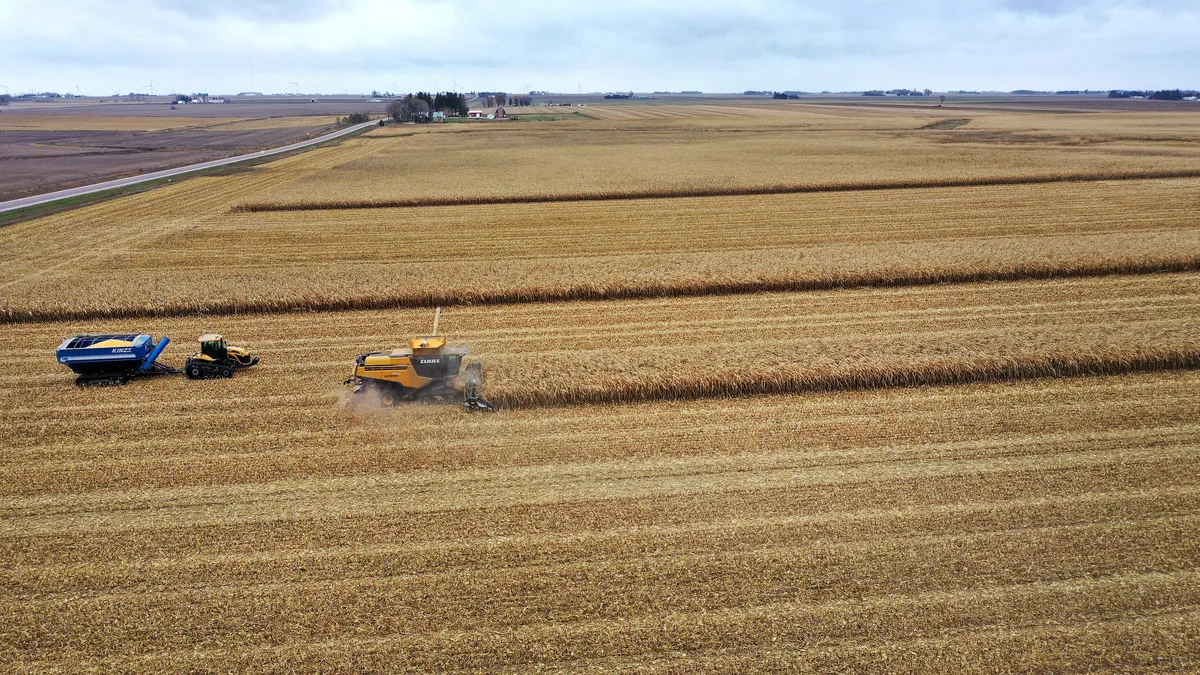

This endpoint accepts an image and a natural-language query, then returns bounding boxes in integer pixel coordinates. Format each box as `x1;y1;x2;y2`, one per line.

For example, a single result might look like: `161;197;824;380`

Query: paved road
0;120;378;214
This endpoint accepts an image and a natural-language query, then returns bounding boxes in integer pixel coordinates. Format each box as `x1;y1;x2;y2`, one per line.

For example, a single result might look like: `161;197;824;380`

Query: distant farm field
0;104;359;201
3;176;1198;319
0;115;237;131
2;96;1198;673
234;108;1200;209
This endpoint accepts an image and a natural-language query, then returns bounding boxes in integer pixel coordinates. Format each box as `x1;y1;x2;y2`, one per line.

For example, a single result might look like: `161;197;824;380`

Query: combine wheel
186;364;204;380
380;392;397;407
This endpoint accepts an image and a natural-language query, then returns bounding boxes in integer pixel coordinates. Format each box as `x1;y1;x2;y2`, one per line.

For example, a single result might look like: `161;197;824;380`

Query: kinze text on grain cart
57;333;259;386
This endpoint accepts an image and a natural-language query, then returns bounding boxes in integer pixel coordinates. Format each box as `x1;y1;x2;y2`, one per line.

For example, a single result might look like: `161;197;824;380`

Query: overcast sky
1;0;1196;96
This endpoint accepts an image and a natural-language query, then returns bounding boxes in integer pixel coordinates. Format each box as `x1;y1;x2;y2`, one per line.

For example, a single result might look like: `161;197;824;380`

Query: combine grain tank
55;334;180;386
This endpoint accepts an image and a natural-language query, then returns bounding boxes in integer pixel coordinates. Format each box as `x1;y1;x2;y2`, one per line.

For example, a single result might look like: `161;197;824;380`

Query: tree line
387;91;469;123
1109;89;1196;100
477;92;532;107
863;89;933;96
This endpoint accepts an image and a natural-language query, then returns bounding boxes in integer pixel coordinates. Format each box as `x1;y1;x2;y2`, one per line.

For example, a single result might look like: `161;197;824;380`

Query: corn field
4;177;1199;321
2;98;1199;673
228;109;1200;209
232;169;1200;212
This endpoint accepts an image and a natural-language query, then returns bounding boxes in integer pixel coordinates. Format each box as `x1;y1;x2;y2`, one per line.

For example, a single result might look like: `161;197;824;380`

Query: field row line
7;512;1196;610
10;484;1193;600
492;347;1200;408
3;434;1194;536
16;572;1197;673
231;169;1200;212
4;256;1197;324
6;520;1197;668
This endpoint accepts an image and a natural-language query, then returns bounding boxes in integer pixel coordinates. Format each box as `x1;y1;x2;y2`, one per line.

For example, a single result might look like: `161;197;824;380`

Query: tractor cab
199;334;228;361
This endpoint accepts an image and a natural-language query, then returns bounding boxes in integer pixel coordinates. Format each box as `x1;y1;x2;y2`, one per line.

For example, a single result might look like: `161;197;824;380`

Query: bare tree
410;99;430;121
387;98;405;122
388;96;431;122
0;94;10;107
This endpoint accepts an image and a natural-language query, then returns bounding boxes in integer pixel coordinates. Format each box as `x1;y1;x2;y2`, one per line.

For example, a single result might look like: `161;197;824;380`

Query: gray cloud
151;0;349;21
1;0;1196;95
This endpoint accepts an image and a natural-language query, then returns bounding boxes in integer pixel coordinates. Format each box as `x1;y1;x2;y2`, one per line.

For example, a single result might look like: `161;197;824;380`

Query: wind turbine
577;82;582;94
0;84;8;95
143;77;156;97
289;81;300;95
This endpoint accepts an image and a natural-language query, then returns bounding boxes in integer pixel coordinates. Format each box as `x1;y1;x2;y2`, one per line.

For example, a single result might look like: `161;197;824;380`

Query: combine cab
345;334;495;411
56;334;180;386
185;334;260;379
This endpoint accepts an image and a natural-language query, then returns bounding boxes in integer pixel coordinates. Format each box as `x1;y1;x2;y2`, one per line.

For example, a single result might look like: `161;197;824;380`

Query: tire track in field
5;518;1197;665
9;485;1195;599
2;438;1193;536
23;573;1199;673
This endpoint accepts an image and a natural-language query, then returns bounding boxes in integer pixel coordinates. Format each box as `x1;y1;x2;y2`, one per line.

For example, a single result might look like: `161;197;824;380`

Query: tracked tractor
185;334;260;380
344;309;496;411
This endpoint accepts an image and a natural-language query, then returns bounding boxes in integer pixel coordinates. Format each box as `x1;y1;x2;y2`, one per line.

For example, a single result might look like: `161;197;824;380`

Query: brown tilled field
0;100;369;201
1;96;1198;673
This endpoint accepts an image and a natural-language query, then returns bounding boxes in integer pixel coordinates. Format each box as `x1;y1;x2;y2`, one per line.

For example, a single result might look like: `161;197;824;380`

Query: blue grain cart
56;334;181;386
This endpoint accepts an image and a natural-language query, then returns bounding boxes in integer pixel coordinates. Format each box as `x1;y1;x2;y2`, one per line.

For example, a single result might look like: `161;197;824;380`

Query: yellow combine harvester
343;309;495;411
